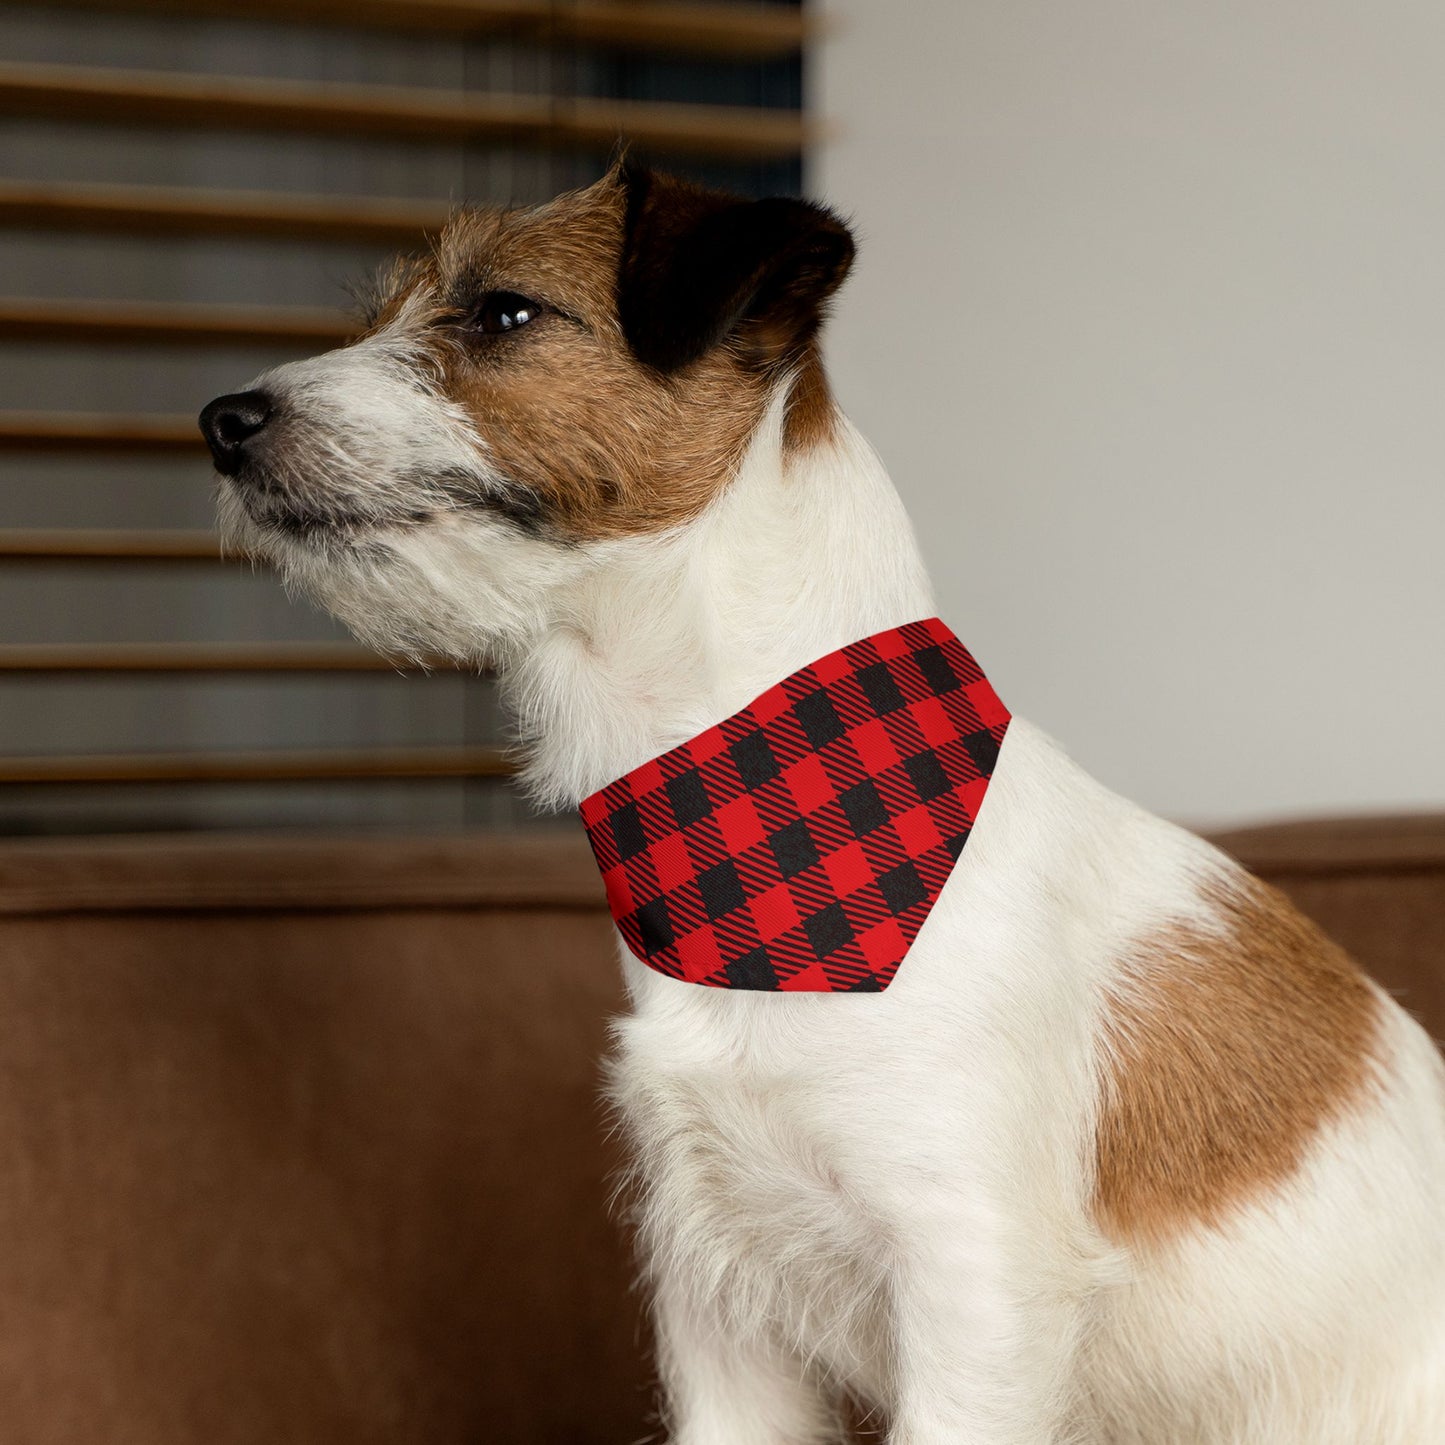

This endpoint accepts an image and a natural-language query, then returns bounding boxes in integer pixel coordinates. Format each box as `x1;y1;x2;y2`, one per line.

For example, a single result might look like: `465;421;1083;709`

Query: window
0;0;808;834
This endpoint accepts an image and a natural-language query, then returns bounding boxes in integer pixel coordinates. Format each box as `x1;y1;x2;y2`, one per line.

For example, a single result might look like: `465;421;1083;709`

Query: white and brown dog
201;164;1445;1444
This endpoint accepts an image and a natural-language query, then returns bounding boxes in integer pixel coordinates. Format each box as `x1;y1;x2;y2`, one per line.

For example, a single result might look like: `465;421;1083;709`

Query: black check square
610;801;648;861
731;730;780;788
905;749;951;803
964;728;1001;774
697;859;746;920
915;645;961;694
857;661;906;714
794;689;846;748
665;769;712;827
634;897;673;956
804;902;854;958
840;779;889;836
726;947;779;989
769;818;819;879
878;860;928;915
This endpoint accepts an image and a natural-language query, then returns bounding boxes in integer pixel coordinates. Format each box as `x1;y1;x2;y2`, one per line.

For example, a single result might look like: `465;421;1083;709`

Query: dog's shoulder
1094;857;1382;1246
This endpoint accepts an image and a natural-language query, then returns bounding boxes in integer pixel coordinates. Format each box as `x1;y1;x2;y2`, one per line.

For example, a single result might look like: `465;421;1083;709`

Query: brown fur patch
782;344;840;456
367;175;801;541
1094;873;1382;1246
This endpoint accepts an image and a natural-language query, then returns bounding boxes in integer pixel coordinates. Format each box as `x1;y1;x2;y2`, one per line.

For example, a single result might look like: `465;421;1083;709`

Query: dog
200;162;1445;1444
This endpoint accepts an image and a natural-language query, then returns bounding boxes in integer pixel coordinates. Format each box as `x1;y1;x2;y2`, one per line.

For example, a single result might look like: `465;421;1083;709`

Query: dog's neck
504;392;936;809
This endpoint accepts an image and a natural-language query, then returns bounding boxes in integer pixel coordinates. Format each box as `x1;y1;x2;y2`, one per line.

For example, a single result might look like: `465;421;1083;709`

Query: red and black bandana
579;619;1010;993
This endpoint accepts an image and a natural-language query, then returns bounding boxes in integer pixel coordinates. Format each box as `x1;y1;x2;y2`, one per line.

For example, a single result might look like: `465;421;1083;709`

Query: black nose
199;390;273;475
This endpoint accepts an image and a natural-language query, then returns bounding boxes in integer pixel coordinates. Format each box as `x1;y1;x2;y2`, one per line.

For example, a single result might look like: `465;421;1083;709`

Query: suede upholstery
0;817;1440;1442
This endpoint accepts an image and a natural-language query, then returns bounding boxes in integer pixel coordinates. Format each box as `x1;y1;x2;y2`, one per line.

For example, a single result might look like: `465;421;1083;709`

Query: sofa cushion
0;816;1440;1442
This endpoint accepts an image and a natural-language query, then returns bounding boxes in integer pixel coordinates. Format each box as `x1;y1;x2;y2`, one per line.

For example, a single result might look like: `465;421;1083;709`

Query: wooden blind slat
0;413;203;452
546;0;810;58
0;180;448;245
0;62;813;161
0;297;353;348
0;643;419;673
0;745;514;784
0;529;221;561
28;0;810;59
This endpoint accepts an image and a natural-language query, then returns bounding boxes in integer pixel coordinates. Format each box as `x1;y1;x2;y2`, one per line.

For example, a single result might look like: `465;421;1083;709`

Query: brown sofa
0;816;1440;1443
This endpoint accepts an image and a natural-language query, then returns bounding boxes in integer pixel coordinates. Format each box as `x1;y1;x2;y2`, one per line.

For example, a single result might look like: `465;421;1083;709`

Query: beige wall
813;0;1445;826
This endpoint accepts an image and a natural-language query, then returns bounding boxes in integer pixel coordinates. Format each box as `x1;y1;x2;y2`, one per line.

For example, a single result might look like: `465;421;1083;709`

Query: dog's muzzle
199;390;274;477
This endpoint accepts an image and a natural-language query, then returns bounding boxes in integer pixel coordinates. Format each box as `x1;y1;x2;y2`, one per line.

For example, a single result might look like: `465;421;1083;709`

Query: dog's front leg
885;1197;1090;1445
653;1274;841;1445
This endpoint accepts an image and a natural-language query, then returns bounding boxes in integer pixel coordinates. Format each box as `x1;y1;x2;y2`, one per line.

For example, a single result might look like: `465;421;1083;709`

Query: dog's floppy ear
617;162;855;374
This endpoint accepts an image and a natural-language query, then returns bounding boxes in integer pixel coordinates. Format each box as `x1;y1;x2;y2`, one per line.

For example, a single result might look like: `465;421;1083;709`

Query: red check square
751;683;792;726
784;753;833;813
857;917;907;969
750;882;801;942
675;927;723;982
893;802;943;856
810;648;853;685
715;794;766;852
967;680;1010;730
871;628;911;660
690;727;730;766
912;695;957;747
631;758;666;796
957;775;991;824
848;717;899;771
779;961;832;992
825;840;874;898
647;832;692;890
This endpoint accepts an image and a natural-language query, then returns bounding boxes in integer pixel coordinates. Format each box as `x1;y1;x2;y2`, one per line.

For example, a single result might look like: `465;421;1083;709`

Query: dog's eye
471;291;543;335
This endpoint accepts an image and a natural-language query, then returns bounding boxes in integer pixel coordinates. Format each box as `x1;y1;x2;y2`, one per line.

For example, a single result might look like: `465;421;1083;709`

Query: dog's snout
199;390;274;476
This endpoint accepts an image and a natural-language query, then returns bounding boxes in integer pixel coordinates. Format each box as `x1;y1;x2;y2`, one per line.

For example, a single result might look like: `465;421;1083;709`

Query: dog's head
200;164;854;661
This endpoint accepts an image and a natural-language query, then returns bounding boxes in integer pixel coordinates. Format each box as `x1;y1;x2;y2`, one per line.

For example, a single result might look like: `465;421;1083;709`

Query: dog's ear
616;162;855;375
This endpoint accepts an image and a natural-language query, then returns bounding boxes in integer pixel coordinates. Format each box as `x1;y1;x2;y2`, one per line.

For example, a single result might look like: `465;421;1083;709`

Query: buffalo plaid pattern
579;619;1010;992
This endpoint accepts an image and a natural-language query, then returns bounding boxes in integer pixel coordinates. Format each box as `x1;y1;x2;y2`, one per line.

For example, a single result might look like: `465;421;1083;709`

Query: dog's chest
612;997;893;1387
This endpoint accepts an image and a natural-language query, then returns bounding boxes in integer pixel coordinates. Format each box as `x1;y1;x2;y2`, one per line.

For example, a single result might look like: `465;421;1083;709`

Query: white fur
221;349;1445;1443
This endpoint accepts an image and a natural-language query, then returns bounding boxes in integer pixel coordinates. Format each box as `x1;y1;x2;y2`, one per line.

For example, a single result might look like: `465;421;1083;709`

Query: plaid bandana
579;619;1009;992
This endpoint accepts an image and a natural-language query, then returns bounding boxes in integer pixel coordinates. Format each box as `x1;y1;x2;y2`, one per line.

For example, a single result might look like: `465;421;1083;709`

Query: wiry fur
207;170;1445;1443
